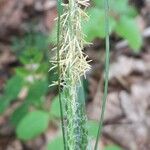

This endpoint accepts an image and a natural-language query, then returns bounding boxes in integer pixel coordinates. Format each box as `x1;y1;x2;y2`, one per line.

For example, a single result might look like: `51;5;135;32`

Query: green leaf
34;33;48;51
126;7;138;17
115;16;142;52
49;25;57;44
87;121;99;138
19;48;43;65
10;103;29;126
77;81;85;104
110;0;137;17
12;33;48;55
16;110;49;140
50;91;67;118
92;0;136;17
26;80;48;105
92;0;103;7
0;96;10;114
47;136;63;150
0;76;23;113
36;62;48;73
82;79;89;101
110;0;128;14
16;67;30;78
5;75;23;100
50;96;61;118
104;145;122;150
83;8;116;42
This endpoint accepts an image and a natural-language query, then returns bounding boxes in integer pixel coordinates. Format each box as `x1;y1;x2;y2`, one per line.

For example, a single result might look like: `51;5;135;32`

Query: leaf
82;79;89;101
115;16;142;52
104;145;122;150
126;7;138;18
110;0;137;17
16;67;30;78
26;80;48;105
34;33;48;51
12;33;48;55
83;8;116;42
10;103;29;126
36;62;48;73
50;96;60;118
16;110;49;140
50;91;68;118
110;0;128;14
50;92;65;118
47;136;63;150
19;48;43;65
0;76;23;114
76;81;85;104
92;0;136;17
5;75;23;100
0;96;10;114
87;121;99;138
92;0;103;7
49;25;57;44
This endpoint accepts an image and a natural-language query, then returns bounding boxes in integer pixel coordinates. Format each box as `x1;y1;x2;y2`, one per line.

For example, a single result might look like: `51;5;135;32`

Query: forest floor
0;0;150;150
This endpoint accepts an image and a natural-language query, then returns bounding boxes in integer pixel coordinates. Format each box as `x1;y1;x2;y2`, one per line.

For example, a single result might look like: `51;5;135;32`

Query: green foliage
83;0;142;52
12;32;48;55
92;0;103;7
0;96;10;113
115;16;142;51
83;8;116;41
10;103;29;126
26;80;48;105
19;49;43;65
47;136;63;150
0;32;52;141
49;25;57;44
49;94;61;118
16;110;49;140
104;145;122;150
5;75;23;99
87;121;99;138
0;76;23;113
50;0;142;51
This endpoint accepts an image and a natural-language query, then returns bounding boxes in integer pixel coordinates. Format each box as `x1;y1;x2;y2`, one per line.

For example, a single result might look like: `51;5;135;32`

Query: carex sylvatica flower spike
50;0;91;149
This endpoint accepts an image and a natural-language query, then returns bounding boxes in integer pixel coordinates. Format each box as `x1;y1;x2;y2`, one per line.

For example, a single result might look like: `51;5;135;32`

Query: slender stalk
94;0;110;149
56;0;67;149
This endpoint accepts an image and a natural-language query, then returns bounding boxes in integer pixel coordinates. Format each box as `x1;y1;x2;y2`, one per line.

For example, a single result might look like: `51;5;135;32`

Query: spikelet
50;0;90;86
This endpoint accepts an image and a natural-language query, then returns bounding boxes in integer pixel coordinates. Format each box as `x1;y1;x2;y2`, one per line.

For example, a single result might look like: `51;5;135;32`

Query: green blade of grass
94;0;110;149
56;0;67;149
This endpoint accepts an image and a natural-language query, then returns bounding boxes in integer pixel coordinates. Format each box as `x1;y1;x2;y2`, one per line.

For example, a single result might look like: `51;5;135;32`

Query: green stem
55;0;89;149
64;81;88;150
94;0;110;149
56;0;67;149
63;1;88;149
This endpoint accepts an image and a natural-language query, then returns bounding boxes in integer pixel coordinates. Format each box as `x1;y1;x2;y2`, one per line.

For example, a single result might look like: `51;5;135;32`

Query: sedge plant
51;0;90;149
50;0;110;149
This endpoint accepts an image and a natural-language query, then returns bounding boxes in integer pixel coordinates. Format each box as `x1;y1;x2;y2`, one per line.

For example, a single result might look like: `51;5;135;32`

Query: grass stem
94;0;110;149
56;0;67;149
